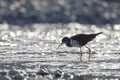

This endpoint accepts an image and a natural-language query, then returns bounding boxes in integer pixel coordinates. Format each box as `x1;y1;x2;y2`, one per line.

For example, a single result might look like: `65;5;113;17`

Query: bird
57;32;102;61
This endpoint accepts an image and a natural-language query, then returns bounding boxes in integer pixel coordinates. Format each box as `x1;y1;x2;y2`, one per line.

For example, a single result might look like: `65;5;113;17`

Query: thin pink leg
80;47;82;61
85;45;91;61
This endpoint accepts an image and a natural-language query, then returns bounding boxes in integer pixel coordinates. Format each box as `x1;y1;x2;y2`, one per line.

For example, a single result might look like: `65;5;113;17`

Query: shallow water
0;23;120;80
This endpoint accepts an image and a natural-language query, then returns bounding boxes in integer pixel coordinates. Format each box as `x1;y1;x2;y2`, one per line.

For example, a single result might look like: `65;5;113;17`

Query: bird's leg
85;45;91;61
80;47;82;61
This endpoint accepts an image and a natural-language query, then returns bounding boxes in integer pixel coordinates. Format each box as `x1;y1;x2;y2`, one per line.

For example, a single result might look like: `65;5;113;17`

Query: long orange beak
56;43;63;49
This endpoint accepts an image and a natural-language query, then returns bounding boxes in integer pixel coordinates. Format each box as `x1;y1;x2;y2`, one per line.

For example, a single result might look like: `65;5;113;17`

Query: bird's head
57;37;70;49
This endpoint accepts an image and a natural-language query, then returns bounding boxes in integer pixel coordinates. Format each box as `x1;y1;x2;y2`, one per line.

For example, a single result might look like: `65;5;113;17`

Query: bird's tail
87;32;103;41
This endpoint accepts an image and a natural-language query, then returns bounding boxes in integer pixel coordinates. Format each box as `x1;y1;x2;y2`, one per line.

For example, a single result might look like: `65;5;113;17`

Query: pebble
8;69;27;80
53;70;63;79
0;76;11;80
36;68;49;76
8;69;20;77
62;73;74;80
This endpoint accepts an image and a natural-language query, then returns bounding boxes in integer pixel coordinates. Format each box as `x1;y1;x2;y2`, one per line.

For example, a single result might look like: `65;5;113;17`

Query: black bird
57;32;102;61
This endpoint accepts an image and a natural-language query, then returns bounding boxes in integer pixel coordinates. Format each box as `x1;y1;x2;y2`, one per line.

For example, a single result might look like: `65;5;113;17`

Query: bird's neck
65;39;71;47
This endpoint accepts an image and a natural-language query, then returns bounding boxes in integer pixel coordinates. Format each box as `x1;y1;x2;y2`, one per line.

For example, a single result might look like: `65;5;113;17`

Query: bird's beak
56;43;63;49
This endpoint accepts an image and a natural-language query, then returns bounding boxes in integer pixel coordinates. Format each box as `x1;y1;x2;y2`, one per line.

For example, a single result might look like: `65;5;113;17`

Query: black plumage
57;32;102;61
70;32;102;46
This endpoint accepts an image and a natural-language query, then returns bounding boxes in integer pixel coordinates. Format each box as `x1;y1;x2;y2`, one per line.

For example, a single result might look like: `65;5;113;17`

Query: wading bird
57;32;102;61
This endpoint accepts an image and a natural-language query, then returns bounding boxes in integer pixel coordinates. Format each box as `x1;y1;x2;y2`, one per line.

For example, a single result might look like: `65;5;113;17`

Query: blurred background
0;0;120;25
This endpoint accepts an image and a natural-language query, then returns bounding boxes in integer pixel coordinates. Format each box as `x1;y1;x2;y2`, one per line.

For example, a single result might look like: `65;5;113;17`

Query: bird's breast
69;39;80;47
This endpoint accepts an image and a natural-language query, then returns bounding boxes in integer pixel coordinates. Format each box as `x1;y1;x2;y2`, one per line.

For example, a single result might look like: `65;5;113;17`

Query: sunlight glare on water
0;23;120;79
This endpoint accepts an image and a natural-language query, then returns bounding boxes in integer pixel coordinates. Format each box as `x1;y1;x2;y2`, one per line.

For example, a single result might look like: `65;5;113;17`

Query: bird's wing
70;34;89;46
71;34;98;46
71;32;102;45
